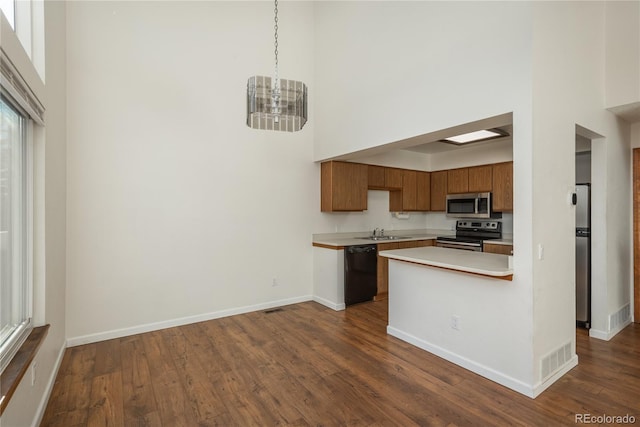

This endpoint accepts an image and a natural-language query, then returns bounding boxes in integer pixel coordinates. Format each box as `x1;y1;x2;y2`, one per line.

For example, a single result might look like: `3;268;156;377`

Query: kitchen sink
357;236;413;241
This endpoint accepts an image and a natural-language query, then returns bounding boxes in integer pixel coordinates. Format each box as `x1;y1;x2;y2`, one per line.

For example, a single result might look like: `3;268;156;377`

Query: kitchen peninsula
380;246;521;395
379;246;513;280
312;229;446;310
312;231;513;309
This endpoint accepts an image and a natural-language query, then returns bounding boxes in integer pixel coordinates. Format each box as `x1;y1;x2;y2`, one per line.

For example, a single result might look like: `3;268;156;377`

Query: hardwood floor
41;301;640;426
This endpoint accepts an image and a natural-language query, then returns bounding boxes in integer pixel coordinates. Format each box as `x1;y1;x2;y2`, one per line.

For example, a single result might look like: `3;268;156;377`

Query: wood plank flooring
41;301;640;426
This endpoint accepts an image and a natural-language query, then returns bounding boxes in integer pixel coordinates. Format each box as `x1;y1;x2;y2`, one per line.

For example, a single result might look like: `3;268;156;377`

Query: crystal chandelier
246;0;308;132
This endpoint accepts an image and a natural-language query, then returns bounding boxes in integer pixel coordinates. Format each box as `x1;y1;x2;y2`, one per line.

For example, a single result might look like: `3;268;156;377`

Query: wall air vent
540;342;572;381
609;304;631;331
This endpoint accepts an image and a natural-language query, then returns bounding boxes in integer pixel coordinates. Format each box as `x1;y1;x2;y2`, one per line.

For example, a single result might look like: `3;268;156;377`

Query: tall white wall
313;1;533;162
65;1;316;343
314;1;537;391
0;2;68;426
530;2;631;392
605;0;640;109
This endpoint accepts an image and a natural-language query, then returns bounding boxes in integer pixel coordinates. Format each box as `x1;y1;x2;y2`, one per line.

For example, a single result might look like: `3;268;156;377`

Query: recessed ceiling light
442;129;509;145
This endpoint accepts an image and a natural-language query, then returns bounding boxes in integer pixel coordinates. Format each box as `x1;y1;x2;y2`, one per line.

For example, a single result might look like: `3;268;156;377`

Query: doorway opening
575;135;591;329
633;149;640;324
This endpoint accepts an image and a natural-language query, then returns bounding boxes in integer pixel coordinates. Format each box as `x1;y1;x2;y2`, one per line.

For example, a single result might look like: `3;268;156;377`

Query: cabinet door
468;165;492;193
321;161;368;212
430;171;447;211
368;165;385;189
416;171;431;211
483;243;513;255
447;168;469;194
385;167;404;189
402;170;417;211
397;241;418;249
492;162;513;212
376;242;399;298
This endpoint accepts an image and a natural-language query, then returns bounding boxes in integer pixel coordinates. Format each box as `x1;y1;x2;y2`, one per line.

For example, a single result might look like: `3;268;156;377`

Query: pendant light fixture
246;0;308;132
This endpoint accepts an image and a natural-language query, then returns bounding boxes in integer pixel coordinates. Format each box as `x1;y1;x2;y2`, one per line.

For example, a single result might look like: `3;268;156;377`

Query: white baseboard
531;354;578;398
387;326;536;398
32;341;66;427
312;296;345;311
589;318;632;341
67;295;313;347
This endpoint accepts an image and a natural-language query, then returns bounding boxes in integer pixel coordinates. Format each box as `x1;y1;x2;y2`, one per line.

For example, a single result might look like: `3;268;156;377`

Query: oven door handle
437;242;482;252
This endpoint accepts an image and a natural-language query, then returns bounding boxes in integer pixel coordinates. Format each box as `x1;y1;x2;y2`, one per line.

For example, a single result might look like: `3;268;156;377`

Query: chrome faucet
371;228;385;238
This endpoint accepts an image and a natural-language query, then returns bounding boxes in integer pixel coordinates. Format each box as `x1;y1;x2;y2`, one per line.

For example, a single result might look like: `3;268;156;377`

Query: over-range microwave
446;192;500;219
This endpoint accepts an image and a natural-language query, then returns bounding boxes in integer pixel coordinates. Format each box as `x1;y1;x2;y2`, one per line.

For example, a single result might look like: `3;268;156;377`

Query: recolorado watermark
575;414;636;424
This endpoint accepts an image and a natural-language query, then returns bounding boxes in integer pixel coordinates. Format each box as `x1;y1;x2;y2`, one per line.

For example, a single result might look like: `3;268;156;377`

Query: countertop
312;229;454;249
379;246;513;279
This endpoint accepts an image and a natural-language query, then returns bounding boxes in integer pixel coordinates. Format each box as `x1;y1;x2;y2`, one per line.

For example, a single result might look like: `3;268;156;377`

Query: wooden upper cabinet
402;170;418;211
492;161;513;212
390;170;430;212
367;165;385;189
430;170;447;211
321;160;511;213
468;165;493;193
385;168;404;189
321;161;368;212
447;168;469;194
416;171;431;211
368;165;403;190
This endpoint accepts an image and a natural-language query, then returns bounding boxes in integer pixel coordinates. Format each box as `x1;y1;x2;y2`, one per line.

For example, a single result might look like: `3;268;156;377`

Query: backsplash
317;190;429;233
317;190;513;236
425;212;514;236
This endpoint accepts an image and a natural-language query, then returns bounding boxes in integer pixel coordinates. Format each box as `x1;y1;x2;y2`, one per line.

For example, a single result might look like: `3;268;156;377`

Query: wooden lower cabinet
483;243;513;255
375;239;434;300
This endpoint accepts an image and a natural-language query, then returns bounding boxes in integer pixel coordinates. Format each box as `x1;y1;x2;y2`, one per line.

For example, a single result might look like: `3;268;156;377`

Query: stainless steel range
436;220;502;252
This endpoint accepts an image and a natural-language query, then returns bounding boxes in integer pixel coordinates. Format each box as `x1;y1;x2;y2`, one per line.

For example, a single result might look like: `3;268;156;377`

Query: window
0;0;15;29
0;94;32;374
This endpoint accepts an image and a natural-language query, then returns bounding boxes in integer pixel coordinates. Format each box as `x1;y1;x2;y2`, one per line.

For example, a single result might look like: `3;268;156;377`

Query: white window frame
0;0;44;377
0;0;15;29
0;93;34;374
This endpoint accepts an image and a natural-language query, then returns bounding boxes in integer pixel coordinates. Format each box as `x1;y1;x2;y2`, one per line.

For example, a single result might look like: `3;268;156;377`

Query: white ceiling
335;112;514;162
384;114;512;155
401;130;512;155
608;102;640;124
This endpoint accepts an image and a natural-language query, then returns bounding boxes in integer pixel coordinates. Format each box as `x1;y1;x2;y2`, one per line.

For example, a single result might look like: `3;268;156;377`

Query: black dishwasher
344;245;378;306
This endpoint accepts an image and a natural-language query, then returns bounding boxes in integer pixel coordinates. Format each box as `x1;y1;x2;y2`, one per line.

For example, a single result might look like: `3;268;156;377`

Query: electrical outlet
451;315;460;331
272;278;278;287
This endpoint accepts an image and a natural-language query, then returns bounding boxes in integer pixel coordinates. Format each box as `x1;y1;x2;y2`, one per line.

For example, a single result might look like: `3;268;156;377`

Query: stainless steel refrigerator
575;184;591;328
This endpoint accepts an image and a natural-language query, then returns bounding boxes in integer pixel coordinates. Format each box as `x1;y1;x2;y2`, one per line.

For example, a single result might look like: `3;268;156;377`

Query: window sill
0;325;49;415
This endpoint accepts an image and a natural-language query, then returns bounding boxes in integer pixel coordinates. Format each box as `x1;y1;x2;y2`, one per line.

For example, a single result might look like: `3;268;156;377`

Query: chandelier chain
274;0;279;91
